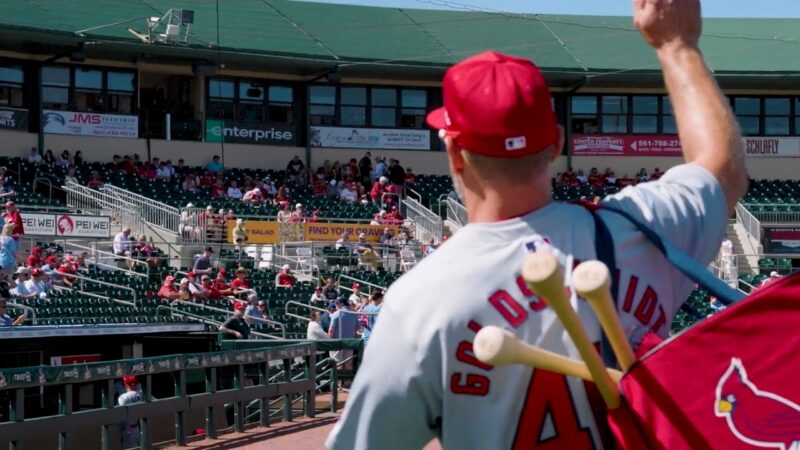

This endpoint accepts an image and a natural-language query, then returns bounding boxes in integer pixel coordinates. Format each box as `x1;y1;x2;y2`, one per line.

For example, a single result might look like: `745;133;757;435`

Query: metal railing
746;206;800;223
101;184;181;234
444;196;467;229
0;343;317;450
55;269;140;308
63;181;141;230
336;274;386;298
168;300;287;339
7;301;37;325
59;239;151;277
284;301;327;325
735;202;762;242
400;197;444;243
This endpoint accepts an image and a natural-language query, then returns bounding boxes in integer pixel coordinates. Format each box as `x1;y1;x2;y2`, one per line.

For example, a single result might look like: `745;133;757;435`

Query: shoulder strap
597;205;744;305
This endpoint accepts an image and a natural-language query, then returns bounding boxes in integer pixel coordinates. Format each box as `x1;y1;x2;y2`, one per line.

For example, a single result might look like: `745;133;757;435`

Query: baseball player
326;0;748;449
118;375;142;449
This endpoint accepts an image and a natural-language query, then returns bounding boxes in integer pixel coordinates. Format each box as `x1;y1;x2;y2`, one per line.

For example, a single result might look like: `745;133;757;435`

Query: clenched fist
633;0;702;50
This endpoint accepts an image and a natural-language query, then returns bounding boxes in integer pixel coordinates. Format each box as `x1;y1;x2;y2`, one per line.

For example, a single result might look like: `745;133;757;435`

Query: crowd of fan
556;166;664;189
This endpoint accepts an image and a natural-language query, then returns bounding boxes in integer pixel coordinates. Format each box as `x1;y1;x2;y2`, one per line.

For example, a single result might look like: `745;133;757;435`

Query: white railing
735;202;761;242
7;301;37;325
59;240;150;277
742;204;800;224
168;300;286;339
100;184;181;234
401;197;444;243
445;196;467;228
63;181;141;229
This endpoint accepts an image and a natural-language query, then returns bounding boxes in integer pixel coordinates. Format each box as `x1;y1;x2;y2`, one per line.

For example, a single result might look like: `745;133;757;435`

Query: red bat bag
608;272;800;450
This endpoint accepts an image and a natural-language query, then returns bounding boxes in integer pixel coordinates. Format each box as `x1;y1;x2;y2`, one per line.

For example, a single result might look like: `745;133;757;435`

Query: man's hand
235;331;243;339
633;0;701;51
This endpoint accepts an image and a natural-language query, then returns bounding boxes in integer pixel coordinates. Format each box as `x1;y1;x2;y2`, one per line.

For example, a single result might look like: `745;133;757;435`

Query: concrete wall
3;130;798;179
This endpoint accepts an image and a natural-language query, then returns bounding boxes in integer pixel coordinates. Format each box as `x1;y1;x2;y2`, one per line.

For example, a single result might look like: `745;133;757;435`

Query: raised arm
634;0;748;214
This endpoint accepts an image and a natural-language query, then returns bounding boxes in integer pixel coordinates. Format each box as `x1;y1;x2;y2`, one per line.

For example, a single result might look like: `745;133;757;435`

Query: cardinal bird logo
715;358;800;450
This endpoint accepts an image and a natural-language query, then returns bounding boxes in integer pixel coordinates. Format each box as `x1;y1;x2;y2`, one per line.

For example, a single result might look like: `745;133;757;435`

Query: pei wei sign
21;213;111;238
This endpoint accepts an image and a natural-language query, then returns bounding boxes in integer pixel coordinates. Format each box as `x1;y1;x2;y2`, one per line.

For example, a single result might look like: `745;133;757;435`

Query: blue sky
304;0;800;18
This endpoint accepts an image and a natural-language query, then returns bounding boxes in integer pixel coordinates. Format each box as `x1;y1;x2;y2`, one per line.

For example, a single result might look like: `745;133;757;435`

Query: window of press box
733;97;761;136
631;96;658;134
208;78;294;124
41;66;135;113
0;65;24;108
764;98;790;136
571;96;598;134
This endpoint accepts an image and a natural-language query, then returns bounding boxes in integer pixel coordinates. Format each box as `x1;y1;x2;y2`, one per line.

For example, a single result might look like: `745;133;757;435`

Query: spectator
182;173;199;193
355;233;373;252
651;167;664;180
276;202;291;223
358;152;372;184
57;256;77;287
213;268;234;296
307;311;329;340
0;224;18;277
605;169;618;186
210;179;226;198
360;290;383;343
113;227;133;268
243;293;263;325
192;246;214;275
206;155;223;173
286;155;305;181
321;302;336;332
372;156;387;181
27;147;42;164
74;251;90;272
371;210;388;226
348;283;362;306
231;267;254;295
308;210;320;223
637;168;650;182
575;169;588;184
329;299;360;370
10;267;37;299
178;278;192;300
379;228;394;245
200;275;221;300
186;271;208;300
157;275;180;301
275;264;295;288
65;167;79;184
242;185;263;204
0;176;14;199
24;245;43;269
219;302;250;339
43;248;59;267
26;268;50;298
404;167;417;185
0;298;25;326
309;286;326;305
370;176;389;202
760;271;782;288
386;206;404;225
58;150;70;167
422;237;437;256
73;151;83;167
386;159;406;195
323;278;338;301
339;181;358;203
156;161;171;179
335;233;350;251
87;170;105;189
3;201;24;240
343;158;360;179
290;203;306;223
43;150;55;166
709;296;726;313
133;235;158;267
232;219;247;246
118;375;142;450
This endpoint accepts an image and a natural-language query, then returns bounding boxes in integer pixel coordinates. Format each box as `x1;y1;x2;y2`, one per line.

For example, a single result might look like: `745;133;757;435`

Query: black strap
588;210;621;369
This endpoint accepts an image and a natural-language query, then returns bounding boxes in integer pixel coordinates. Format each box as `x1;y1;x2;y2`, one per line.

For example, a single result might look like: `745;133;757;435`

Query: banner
571;134;682;156
227;220;281;244
21;213;110;238
205;119;297;146
227;221;398;244
303;223;398;242
764;227;800;254
0;107;28;130
310;126;431;150
573;134;800;157
43;110;138;138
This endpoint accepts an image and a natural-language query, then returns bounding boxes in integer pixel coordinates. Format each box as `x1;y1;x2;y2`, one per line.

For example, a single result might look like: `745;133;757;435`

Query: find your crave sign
21;213;110;238
227;221;397;244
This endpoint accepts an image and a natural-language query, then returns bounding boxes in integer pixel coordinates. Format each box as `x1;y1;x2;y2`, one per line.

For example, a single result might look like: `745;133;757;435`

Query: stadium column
101;379;115;450
304;347;317;418
258;358;270;428
205;367;218;439
140;374;153;450
37;66;44;154
174;369;187;446
304;84;312;169
58;383;73;450
282;358;293;422
9;388;24;450
233;363;245;433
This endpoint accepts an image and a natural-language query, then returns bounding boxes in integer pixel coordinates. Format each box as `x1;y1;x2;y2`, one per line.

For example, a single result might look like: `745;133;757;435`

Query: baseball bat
572;260;637;372
474;326;623;383
521;251;621;409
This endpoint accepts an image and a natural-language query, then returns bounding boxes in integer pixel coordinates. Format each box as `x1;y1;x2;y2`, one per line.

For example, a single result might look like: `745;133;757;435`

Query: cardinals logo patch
715;358;800;450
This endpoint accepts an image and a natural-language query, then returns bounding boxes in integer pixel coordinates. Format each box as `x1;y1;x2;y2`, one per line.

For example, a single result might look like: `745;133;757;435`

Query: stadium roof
3;0;800;86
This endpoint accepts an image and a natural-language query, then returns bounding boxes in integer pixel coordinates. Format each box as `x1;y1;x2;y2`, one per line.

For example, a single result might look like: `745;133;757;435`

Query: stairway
726;221;758;275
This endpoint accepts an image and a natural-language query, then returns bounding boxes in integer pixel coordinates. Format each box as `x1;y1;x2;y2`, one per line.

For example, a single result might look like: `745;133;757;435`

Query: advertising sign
21;213;110;238
572;134;800;157
0;107;28;130
226;221;398;244
764;227;800;254
205;119;297;146
310;126;431;150
43;110;138;138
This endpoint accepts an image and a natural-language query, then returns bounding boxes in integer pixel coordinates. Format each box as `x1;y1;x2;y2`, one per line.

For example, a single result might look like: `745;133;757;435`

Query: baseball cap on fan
426;51;558;158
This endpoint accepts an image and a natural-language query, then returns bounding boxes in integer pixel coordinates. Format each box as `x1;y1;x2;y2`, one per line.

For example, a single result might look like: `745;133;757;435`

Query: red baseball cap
233;301;246;311
5;201;15;208
123;375;139;386
426;51;558;158
217;268;227;275
187;271;196;277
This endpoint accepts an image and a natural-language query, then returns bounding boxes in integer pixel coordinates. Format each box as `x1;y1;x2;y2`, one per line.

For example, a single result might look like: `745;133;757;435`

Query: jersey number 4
512;370;601;450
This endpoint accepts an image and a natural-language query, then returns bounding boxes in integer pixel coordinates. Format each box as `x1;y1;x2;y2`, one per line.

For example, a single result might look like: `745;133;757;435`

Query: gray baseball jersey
327;164;726;450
